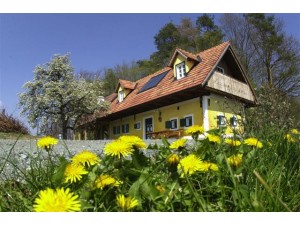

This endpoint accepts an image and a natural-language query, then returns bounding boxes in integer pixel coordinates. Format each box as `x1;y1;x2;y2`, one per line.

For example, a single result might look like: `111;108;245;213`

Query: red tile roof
107;41;231;115
118;79;136;90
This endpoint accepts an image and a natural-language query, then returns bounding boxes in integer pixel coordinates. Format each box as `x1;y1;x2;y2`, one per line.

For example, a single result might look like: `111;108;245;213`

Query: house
75;41;256;140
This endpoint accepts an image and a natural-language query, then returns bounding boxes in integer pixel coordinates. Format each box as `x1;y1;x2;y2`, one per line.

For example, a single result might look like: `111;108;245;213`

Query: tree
245;13;300;96
19;54;108;139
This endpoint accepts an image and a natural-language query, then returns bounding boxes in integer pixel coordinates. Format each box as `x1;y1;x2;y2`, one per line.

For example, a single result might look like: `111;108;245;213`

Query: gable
205;46;256;102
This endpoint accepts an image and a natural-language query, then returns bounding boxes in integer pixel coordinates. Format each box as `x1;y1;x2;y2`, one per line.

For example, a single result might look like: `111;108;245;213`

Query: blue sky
0;13;299;134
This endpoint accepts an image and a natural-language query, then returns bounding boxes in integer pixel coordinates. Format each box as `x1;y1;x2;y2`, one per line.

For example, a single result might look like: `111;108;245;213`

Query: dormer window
118;90;125;102
176;62;186;80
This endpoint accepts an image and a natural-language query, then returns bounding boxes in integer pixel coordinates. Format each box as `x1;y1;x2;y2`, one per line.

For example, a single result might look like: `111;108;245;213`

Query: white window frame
118;90;125;102
183;114;194;128
134;121;141;130
113;125;120;135
176;62;186;80
122;124;129;134
170;117;178;130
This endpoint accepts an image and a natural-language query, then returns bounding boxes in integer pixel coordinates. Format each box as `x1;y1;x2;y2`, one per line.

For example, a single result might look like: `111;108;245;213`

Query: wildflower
33;187;81;212
291;129;299;135
64;163;88;183
169;139;187;149
207;134;221;144
156;185;166;193
198;162;219;172
95;174;122;190
224;138;241;147
185;125;205;135
71;150;101;167
116;194;139;211
244;138;263;148
167;153;180;166
37;136;58;151
285;134;297;143
104;140;134;158
118;136;147;149
227;154;243;167
177;154;202;177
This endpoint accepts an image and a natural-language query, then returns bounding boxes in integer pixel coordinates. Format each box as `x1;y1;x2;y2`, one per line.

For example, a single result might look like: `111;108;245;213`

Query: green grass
0;132;36;140
0;128;299;212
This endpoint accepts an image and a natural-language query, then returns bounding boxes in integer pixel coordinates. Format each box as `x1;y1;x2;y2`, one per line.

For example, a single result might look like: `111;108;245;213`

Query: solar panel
138;70;170;93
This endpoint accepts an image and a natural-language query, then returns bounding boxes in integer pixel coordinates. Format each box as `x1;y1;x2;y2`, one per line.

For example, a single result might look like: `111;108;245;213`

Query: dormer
116;79;136;103
168;48;201;80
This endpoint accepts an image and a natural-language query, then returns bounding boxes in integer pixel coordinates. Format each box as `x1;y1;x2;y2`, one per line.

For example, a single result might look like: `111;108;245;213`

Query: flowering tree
18;54;108;139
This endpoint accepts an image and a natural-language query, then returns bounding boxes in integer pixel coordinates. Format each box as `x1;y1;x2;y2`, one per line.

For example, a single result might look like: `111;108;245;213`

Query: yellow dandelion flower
95;174;122;190
116;194;138;211
37;136;58;151
71;150;101;167
64;163;88;183
118;136;147;149
227;154;243;167
177;154;202;177
185;125;205;135
33;187;81;212
285;134;297;143
156;185;166;193
104;140;134;158
167;153;180;166
207;134;221;144
198;162;219;172
224;139;241;147
169;139;187;149
291;129;299;135
244;137;263;148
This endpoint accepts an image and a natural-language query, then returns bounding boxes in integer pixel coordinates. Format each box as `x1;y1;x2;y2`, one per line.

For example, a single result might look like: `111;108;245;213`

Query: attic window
216;66;224;74
118;90;125;102
176;62;186;80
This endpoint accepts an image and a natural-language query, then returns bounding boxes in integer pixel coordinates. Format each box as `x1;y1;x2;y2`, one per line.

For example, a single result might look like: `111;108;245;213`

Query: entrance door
144;117;153;139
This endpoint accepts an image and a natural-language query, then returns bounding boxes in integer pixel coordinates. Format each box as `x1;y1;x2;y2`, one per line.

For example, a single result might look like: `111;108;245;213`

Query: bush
0;108;29;134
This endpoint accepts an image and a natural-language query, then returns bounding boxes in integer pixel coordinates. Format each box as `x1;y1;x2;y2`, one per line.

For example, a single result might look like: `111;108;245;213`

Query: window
230;116;238;127
165;118;178;130
175;62;186;80
217;115;226;127
134;122;141;130
113;125;120;135
216;66;224;74
180;114;194;127
122;124;129;133
118;90;125;102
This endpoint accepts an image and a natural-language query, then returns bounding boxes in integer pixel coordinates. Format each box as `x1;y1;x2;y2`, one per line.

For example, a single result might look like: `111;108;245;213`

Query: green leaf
51;157;68;186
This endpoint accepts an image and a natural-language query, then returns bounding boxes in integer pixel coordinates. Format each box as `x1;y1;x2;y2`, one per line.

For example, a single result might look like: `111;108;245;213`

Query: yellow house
75;41;256;140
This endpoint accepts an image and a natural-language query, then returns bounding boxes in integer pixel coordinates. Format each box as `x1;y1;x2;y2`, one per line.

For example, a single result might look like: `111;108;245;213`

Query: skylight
138;70;169;93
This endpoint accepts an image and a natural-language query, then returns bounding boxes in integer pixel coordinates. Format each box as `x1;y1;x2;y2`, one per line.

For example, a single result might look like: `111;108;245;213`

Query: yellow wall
207;95;244;134
109;97;203;139
173;55;194;78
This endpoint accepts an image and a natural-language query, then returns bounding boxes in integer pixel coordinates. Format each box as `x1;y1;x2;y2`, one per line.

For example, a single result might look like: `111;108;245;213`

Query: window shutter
180;118;186;127
165;121;172;129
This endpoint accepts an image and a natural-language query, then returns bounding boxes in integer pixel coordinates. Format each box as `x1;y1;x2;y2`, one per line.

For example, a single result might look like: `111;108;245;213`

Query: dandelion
64;163;88;183
118;136;147;149
285;129;299;143
71;150;101;167
198;162;219;172
224;139;241;147
177;154;202;177
33;187;81;212
167;153;180;166
291;129;299;135
156;185;166;193
95;174;122;190
207;134;221;144
104;140;134;158
185;125;205;135
244;137;263;148
169;139;187;149
37;136;58;151
227;154;243;167
116;194;139;211
285;134;297;143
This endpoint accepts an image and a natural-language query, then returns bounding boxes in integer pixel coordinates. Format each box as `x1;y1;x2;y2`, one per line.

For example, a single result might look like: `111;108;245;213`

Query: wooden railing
147;129;185;139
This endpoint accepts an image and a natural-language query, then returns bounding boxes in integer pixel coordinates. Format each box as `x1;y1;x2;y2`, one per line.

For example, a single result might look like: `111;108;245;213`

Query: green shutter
165;121;172;129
